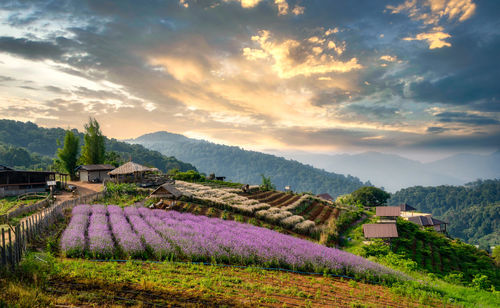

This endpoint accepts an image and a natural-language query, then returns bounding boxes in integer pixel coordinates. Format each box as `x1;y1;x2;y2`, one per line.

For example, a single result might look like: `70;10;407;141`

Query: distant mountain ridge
0;120;196;173
127;131;368;197
267;150;500;192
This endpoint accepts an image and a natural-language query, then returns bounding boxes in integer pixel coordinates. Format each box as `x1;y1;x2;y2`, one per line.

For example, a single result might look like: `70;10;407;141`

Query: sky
0;0;499;161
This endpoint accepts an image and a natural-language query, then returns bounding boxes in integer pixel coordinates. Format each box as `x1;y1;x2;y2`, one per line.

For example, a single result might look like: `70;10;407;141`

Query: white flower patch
281;215;305;228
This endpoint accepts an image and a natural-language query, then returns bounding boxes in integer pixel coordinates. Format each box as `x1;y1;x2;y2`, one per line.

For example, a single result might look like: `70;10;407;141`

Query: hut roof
317;193;333;201
408;216;447;227
363;224;398;238
376;206;401;217
108;162;152;175
399;203;417;212
77;164;115;171
0;165;14;171
150;183;182;198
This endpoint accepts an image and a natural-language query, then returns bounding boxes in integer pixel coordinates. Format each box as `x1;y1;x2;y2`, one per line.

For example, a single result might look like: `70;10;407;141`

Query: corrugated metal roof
78;164;115;171
399;203;417;211
363;224;398;238
376;206;401;217
317;193;333;201
108;162;152;175
408;216;447;226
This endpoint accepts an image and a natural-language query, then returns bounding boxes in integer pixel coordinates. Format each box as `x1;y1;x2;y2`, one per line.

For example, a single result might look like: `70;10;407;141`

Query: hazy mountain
127;131;367;197
0;120;196;173
267;150;500;192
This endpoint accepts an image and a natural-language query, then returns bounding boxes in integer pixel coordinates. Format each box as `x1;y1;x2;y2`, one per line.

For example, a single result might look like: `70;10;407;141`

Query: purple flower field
60;204;399;280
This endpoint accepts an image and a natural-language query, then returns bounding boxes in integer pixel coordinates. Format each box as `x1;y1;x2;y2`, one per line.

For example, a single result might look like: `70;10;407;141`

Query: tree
80;117;105;165
104;151;123;167
260;174;275;191
351;186;390;207
493;246;500;266
57;130;79;179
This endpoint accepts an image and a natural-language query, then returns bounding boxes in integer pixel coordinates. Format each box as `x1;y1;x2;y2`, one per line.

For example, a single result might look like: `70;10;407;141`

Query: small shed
408;216;447;232
77;164;115;183
376;206;401;223
317;193;333;202
108;161;154;183
0;166;56;197
149;183;182;199
363;224;398;239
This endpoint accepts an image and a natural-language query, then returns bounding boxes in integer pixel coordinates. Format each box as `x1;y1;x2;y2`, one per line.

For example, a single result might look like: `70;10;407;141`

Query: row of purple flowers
60;204;399;281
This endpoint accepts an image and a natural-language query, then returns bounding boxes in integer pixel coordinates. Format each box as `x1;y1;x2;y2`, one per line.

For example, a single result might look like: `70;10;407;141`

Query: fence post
8;228;13;268
1;229;5;267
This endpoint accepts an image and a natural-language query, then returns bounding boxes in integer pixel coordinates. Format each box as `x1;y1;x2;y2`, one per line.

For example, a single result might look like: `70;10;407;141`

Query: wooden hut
108;161;154;183
149;183;182;199
317;193;333;202
375;206;401;223
408;216;447;232
363;224;399;239
0;165;55;197
77;164;115;182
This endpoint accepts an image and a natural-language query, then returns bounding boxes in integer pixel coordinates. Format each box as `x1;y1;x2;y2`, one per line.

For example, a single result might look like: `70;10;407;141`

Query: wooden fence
0;196;51;224
0;191;105;269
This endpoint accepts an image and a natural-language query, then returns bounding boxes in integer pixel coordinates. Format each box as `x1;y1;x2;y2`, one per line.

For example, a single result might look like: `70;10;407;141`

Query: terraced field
244;191;338;225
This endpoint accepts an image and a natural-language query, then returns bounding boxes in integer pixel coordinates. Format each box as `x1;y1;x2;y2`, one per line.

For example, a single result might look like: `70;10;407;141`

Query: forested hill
0;119;196;173
127;131;368;197
390;179;500;248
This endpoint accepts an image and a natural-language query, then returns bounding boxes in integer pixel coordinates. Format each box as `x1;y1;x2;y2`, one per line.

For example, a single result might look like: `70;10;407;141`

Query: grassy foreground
1;253;447;307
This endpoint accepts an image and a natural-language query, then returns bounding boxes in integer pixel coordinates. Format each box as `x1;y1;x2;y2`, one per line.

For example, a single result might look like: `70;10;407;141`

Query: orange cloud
403;30;452;49
243;30;361;78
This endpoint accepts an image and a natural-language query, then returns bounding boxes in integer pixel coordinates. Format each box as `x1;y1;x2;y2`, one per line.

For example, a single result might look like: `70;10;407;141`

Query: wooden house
0;165;55;197
149;183;183;199
408;216;447;232
363;224;399;239
375;206;401;223
317;193;334;202
77;164;115;182
108;161;154;183
399;203;418;217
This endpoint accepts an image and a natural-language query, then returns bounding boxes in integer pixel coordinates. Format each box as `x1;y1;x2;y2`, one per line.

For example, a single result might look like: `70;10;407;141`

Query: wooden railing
0;191;105;269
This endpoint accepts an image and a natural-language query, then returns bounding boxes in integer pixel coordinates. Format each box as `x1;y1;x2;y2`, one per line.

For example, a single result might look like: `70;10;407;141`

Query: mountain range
127;131;367;197
267;150;500;192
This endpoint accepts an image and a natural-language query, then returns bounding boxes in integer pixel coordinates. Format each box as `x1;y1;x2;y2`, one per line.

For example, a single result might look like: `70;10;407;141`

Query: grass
0;194;48;216
0;252;445;307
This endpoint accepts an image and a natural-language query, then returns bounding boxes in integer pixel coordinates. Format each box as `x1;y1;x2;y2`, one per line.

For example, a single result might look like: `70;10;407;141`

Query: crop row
60;204;400;282
174;181;315;233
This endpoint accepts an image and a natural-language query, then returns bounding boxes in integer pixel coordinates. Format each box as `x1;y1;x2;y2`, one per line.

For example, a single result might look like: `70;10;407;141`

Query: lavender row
108;205;144;257
87;205;114;258
60;204;92;257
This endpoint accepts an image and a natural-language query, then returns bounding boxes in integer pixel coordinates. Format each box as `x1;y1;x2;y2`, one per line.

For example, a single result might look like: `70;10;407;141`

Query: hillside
389;179;500;248
127;131;367;197
270;150;500;192
0;120;196;172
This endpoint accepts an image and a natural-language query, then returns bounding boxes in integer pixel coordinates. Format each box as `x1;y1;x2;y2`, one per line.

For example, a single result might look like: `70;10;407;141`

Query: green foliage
104;151;123;167
173;170;205;182
493;246;500;266
0;143;52;170
471;274;491;291
80;117;106;165
391;219;500;288
57;130;79;179
0;119;196;173
260;174;276;191
390;179;500;248
351;186;390;207
130;131;367;197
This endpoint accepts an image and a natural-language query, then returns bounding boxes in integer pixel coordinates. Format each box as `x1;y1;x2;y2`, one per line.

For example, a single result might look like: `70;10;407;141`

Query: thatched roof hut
108;161;155;183
149;183;182;199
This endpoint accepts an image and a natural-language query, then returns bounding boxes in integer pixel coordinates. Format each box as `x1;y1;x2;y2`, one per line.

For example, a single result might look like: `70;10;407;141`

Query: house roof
399;203;417;211
108;162;152;175
150;183;182;198
0;165;13;171
376;206;401;217
317;193;333;201
408;216;447;226
77;164;115;171
363;224;398;238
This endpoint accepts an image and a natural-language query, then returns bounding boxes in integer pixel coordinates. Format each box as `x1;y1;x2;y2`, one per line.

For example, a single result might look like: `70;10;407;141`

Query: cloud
435;111;500;125
243;30;361;78
0;36;64;59
403;29;452;49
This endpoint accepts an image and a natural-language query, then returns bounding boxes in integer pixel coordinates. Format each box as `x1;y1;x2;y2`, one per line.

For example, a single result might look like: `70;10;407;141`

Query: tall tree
350;186;390;207
80;117;105;165
57;130;79;179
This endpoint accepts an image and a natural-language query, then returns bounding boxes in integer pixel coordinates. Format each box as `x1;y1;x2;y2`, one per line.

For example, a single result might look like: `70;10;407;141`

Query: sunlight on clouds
275;0;289;15
243;30;361;78
403;30;452;49
379;55;398;62
150;57;206;83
